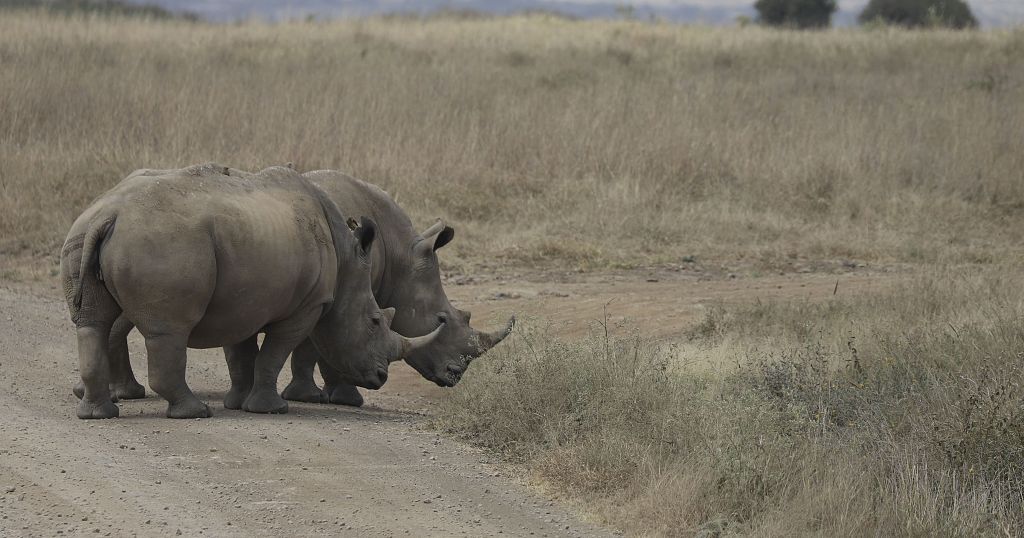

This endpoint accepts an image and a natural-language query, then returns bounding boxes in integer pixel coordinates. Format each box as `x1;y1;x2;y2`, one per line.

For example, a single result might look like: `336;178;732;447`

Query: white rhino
74;168;513;407
61;164;442;419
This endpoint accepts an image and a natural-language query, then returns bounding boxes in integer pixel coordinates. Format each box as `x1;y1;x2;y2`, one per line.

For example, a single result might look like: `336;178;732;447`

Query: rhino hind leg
144;334;212;419
74;381;143;402
73;380;145;402
76;326;120;419
107;316;145;399
224;335;258;410
73;315;145;401
71;251;122;419
281;340;328;404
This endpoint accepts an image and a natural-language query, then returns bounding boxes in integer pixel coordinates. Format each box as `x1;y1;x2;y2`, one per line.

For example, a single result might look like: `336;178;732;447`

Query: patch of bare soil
0;268;898;536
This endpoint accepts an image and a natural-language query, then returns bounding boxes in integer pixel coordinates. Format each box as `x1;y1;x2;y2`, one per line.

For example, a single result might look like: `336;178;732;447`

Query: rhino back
302;170;418;291
98;165;340;347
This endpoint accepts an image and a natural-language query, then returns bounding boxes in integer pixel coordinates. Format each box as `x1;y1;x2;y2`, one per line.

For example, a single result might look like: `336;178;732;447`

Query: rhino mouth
434;364;466;387
362;367;389;390
435;375;460;388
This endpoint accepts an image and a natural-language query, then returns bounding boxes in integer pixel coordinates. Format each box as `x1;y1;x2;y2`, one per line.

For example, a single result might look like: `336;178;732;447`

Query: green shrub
0;0;197;20
859;0;978;29
754;0;838;28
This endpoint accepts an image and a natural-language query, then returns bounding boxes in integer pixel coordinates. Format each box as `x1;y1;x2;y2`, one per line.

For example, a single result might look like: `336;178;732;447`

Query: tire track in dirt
0;287;613;537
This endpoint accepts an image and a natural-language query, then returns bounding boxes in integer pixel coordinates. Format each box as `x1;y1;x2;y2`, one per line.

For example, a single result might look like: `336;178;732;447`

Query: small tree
859;0;978;29
754;0;838;29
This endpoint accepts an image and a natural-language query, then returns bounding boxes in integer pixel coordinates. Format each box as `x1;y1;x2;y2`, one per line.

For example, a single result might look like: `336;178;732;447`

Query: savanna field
1;9;1023;536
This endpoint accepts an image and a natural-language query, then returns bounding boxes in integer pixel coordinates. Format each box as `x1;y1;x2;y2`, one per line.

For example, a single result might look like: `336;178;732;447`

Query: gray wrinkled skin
281;171;514;407
74;168;511;407
62;164;440;419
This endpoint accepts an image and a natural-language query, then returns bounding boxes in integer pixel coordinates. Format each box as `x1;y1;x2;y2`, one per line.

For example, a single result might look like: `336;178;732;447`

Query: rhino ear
353;216;377;257
420;219;454;252
433;225;454;251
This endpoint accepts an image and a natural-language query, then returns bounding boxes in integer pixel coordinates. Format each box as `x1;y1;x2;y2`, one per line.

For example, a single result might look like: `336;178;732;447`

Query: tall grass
5;13;1022;534
437;268;1024;535
1;12;1023;270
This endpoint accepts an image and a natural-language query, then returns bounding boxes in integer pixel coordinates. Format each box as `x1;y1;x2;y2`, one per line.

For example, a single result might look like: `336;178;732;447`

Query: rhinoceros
280;170;516;406
61;164;442;419
77;168;514;407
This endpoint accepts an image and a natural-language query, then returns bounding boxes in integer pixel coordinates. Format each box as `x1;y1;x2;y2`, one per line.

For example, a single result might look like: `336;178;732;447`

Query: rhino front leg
319;360;364;408
223;335;257;410
243;307;322;414
281;340;328;404
145;333;212;419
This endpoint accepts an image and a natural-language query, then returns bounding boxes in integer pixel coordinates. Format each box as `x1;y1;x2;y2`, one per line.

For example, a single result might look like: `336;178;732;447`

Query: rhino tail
69;215;116;313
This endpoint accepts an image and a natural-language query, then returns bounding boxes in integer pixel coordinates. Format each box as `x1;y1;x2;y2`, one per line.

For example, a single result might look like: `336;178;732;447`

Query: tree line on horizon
0;0;982;29
0;0;199;19
754;0;978;29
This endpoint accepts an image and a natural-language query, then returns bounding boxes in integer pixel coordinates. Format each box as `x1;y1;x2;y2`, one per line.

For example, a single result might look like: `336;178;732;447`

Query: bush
754;0;838;28
859;0;978;29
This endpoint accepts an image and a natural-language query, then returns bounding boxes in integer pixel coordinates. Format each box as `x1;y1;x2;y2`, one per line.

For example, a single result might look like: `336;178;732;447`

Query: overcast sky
140;0;1024;27
528;0;1023;25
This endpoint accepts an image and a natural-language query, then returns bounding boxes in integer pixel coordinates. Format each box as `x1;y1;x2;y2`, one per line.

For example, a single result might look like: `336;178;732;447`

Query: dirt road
0;269;896;536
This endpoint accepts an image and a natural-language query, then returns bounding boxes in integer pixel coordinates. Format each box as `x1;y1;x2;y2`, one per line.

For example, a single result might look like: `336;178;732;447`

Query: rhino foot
111;381;146;400
167;398;213;419
74;380;146;401
242;389;289;414
324;384;364;407
223;386;249;410
281;379;328;404
77;399;119;420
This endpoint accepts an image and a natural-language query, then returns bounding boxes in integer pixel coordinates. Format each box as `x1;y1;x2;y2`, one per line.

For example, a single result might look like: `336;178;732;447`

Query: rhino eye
371;313;382;326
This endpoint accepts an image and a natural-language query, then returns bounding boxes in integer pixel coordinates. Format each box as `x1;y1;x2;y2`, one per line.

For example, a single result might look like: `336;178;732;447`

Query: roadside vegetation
438;267;1024;535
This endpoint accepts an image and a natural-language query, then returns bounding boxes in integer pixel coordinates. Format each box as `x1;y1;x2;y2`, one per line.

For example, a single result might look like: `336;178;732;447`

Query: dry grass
1;12;1023;271
4;12;1024;535
438;267;1024;536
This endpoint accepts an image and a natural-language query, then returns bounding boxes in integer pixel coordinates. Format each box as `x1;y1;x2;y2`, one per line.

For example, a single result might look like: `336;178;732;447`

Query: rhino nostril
377;368;388;384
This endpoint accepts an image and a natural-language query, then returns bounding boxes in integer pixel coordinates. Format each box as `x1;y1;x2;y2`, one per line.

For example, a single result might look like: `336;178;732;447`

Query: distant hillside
114;0;1024;27
118;0;751;24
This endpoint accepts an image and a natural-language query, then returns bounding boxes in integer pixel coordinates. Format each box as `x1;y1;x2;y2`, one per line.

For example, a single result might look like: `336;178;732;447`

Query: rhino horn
475;316;515;355
399;320;446;359
420;218;446;239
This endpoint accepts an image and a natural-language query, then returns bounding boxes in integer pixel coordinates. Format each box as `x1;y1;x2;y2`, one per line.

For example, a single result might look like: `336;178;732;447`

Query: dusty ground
0;267;898;537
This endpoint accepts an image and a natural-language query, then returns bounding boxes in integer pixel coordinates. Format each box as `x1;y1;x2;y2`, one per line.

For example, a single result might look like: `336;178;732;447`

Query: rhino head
386;219;514;387
311;217;446;389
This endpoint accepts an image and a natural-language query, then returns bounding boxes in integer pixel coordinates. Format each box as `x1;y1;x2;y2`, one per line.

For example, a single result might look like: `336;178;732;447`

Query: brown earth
0;267;899;537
